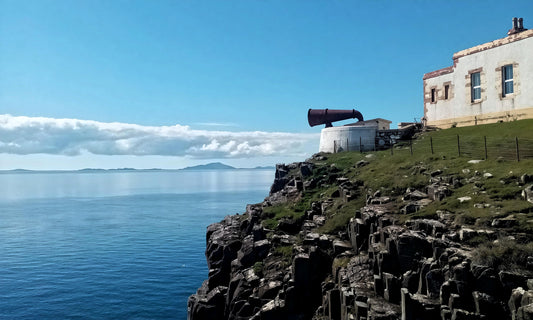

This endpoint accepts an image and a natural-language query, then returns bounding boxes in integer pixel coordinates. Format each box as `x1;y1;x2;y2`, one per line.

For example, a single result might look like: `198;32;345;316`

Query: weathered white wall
319;126;376;153
424;30;533;128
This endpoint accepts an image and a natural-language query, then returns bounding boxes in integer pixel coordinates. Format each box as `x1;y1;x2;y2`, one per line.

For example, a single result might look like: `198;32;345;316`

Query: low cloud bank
0;114;318;159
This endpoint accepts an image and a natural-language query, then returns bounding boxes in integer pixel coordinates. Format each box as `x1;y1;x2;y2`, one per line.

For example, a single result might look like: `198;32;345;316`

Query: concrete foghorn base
319;126;377;153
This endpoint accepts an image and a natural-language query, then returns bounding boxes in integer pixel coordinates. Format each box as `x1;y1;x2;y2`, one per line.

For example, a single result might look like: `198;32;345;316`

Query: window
471;72;481;102
431;88;436;103
502;65;513;96
444;85;450;100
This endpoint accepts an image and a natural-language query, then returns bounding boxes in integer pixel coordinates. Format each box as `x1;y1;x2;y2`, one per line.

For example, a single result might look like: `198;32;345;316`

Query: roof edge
453;29;533;60
423;66;454;80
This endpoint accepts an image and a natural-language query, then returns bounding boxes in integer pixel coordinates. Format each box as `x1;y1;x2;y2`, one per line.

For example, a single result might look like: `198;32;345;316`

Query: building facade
423;18;533;128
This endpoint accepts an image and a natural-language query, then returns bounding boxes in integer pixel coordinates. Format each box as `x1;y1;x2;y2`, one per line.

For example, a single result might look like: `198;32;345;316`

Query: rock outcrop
188;158;533;320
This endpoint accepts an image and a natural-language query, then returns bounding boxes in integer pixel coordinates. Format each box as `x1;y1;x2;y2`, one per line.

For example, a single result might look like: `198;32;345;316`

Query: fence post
391;142;394;155
484;136;488;160
410;138;413;156
457;135;461;157
359;137;362;153
516;137;520;162
430;136;434;155
346;138;349;152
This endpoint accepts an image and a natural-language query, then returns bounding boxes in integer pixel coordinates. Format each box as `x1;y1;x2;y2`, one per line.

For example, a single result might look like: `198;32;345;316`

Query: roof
424;29;533;80
345;118;392;127
453;29;533;60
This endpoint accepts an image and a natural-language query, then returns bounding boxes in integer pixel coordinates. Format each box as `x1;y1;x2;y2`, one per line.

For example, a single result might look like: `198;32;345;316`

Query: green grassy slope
303;119;533;234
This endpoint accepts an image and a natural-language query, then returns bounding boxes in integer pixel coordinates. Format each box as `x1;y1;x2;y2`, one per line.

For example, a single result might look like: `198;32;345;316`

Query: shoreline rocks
188;160;533;320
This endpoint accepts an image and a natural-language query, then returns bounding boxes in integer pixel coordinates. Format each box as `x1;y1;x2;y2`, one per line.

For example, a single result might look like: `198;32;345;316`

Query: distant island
180;162;236;171
0;162;275;173
180;162;275;171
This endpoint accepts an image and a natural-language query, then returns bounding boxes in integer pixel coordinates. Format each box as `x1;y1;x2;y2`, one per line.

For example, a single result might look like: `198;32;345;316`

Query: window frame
502;64;514;97
471;72;481;102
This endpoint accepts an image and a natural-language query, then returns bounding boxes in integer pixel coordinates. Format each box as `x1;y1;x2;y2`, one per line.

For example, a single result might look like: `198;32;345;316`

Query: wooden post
516;137;520;162
390;142;394;155
430;136;434;154
359;137;362;153
484;136;488;160
334;140;337;153
410;138;413;156
457;135;461;157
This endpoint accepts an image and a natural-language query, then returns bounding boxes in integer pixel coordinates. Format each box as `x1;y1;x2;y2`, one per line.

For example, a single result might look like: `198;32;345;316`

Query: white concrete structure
423;18;533;128
318;119;391;153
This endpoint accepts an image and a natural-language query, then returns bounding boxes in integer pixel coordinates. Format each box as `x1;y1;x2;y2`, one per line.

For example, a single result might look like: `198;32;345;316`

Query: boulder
500;271;529;299
510;287;526;320
332;240;353;255
521;174;533;184
426;269;445;299
492;217;519;228
517;303;533;320
356;160;369;168
523;185;533;204
257;280;283;300
403;190;429;201
472;291;506;319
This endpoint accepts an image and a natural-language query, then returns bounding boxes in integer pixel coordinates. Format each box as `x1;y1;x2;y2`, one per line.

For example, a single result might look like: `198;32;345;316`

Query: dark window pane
504;65;513;80
472;72;480;86
505;81;514;94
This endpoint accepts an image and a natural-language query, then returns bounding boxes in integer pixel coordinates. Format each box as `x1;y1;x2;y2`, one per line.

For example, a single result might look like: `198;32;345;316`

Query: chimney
508;17;527;35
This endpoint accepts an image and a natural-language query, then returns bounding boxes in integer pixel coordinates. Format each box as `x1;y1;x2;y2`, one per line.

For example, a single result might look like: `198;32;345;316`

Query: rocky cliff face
188;157;533;320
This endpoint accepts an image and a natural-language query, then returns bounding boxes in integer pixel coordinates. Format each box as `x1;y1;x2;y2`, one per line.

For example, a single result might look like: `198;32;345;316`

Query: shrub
253;262;264;277
471;238;533;273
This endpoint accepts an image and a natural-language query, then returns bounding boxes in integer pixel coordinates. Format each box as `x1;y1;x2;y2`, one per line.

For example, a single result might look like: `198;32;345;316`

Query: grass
471;237;533;273
332;256;351;270
273;245;294;268
253;261;264;277
264;119;533;239
317;196;366;234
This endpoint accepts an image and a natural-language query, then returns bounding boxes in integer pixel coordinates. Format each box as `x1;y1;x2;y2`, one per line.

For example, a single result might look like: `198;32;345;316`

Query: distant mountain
180;162;236;171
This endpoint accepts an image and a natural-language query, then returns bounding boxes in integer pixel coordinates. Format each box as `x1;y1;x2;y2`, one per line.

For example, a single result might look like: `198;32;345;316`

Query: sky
1;0;532;170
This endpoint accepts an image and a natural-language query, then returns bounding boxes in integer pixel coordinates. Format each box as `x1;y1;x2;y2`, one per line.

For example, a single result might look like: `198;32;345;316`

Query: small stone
356;160;369;168
523;185;533;204
459;228;476;241
483;172;494;179
462;169;471;174
521;174;533;184
431;169;443;177
468;160;484;164
491;218;519;228
457;196;472;203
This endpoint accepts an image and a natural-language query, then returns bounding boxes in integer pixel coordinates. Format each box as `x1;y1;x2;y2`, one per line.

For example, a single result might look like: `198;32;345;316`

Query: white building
423;18;533;128
318;118;392;153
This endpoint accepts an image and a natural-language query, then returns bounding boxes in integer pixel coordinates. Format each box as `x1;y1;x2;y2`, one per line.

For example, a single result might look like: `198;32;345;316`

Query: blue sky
1;0;531;169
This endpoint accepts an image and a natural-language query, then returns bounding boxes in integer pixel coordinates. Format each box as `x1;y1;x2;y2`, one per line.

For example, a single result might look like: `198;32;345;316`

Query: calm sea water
0;170;274;319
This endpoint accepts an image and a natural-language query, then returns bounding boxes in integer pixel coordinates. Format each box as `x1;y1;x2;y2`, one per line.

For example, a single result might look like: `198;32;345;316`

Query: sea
0;169;275;319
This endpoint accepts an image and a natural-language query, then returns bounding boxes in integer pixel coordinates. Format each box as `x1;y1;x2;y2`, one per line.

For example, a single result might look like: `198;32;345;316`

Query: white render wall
319;126;377;153
424;30;533;128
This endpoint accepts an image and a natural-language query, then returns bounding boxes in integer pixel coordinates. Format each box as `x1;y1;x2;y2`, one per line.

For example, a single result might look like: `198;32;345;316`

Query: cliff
188;132;533;320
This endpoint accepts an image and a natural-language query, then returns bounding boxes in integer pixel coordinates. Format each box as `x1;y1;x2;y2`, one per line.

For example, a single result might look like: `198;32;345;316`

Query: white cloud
0;114;319;159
